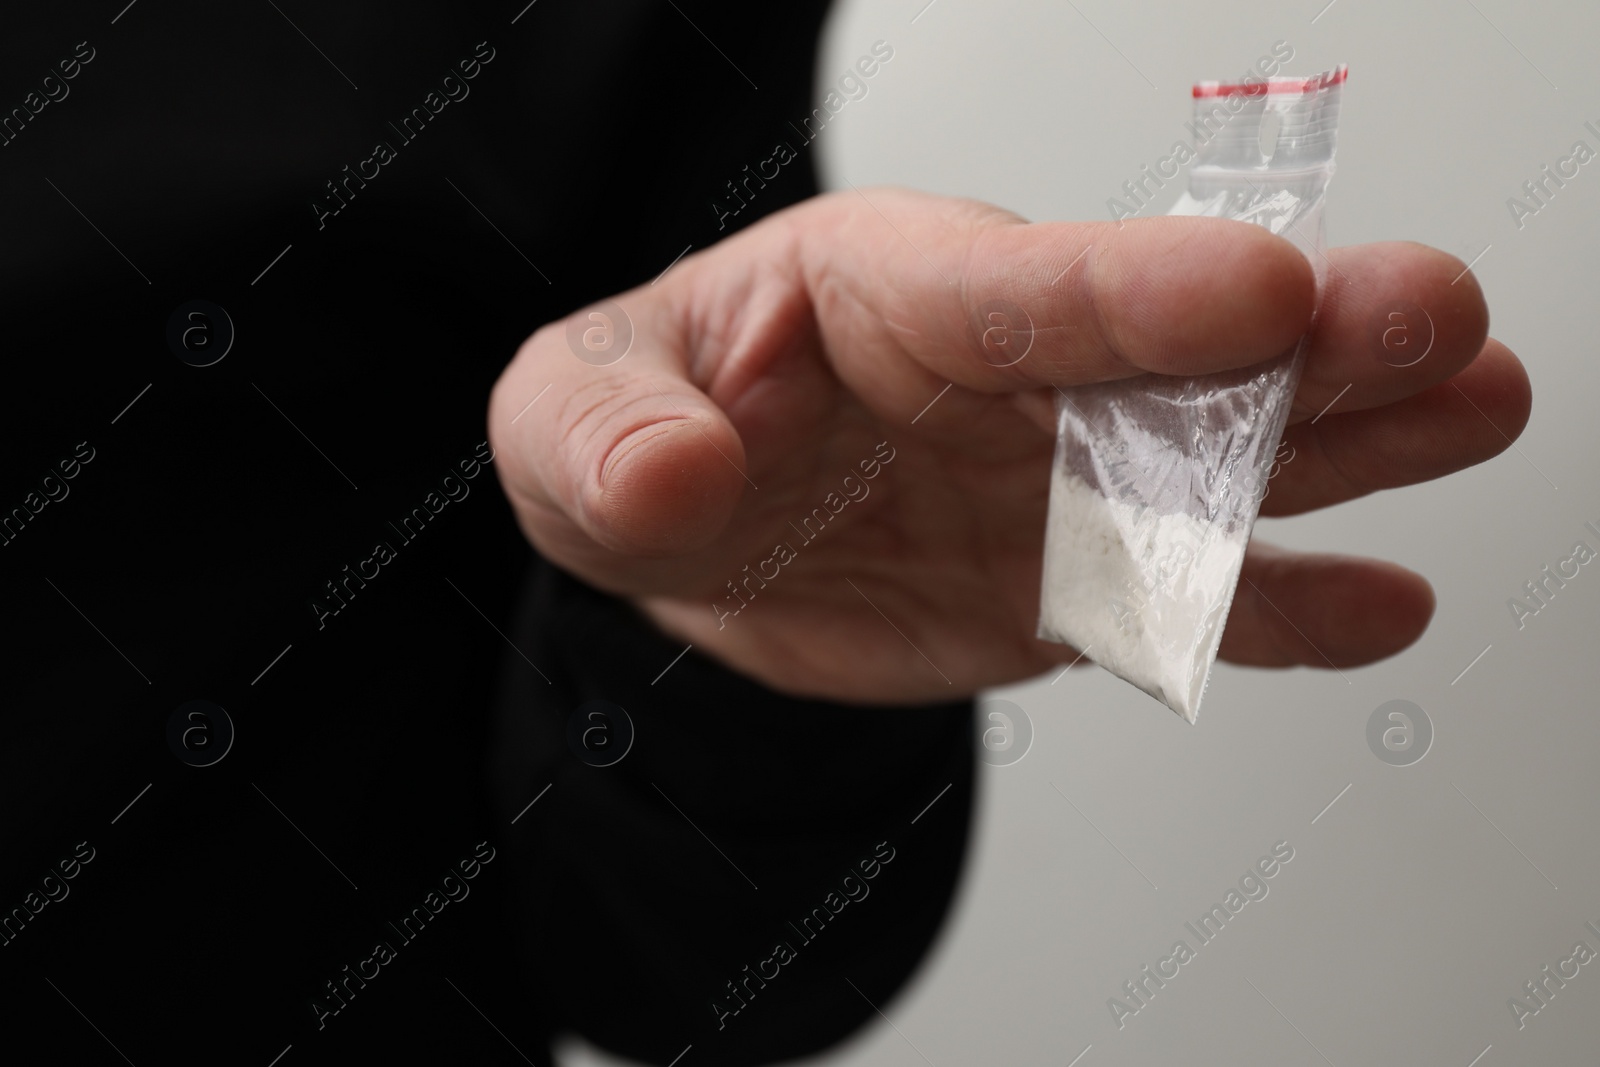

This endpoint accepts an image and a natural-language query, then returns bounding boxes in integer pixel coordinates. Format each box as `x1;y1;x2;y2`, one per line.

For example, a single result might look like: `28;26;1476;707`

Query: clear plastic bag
1037;66;1347;723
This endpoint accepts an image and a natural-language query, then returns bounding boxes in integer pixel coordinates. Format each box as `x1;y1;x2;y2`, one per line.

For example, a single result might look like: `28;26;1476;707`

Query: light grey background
564;0;1599;1063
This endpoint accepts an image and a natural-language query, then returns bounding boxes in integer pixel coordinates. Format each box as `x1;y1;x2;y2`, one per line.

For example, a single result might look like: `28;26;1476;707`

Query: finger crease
1305;419;1373;501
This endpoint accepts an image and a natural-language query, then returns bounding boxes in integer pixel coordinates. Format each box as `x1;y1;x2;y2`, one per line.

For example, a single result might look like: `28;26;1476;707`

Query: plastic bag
1037;66;1347;723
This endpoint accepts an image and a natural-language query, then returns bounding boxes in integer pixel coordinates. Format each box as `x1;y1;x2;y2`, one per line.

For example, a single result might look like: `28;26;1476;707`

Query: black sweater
0;3;973;1064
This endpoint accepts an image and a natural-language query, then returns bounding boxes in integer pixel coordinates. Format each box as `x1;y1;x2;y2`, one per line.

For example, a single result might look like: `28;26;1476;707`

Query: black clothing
0;3;973;1064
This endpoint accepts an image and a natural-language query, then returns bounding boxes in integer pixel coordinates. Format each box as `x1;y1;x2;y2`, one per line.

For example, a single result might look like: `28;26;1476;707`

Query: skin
487;188;1532;705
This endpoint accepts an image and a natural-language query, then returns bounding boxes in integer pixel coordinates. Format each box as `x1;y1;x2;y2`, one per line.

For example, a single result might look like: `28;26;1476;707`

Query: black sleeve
487;557;974;1066
0;3;974;1064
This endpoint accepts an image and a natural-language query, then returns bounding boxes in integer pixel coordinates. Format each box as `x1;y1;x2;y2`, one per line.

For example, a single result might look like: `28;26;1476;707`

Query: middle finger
1288;240;1489;423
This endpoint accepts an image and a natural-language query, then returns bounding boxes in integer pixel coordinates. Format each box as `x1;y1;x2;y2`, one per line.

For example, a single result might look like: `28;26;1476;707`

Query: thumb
488;295;749;559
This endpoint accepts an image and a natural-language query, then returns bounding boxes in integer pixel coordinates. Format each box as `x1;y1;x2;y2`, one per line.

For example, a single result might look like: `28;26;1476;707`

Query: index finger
790;187;1317;394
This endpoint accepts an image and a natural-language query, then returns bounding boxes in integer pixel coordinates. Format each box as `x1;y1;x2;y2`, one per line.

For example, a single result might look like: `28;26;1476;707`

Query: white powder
1038;470;1247;723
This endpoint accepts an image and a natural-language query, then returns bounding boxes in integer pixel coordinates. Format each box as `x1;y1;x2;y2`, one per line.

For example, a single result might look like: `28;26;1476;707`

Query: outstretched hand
488;188;1530;703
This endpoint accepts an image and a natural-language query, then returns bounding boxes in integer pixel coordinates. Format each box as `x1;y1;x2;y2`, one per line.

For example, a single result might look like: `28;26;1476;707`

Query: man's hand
488;188;1530;704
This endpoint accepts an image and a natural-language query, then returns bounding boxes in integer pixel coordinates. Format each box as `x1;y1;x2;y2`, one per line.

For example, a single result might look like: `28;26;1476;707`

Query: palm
651;384;1059;702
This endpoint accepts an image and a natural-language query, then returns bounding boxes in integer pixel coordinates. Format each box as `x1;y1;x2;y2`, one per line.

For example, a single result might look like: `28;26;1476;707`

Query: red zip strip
1192;66;1347;98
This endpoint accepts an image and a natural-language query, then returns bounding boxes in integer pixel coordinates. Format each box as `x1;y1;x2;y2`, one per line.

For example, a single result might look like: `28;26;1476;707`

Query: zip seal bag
1037;66;1347;723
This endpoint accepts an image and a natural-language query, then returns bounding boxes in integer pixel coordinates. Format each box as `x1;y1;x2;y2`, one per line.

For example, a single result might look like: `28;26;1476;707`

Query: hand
488;188;1529;704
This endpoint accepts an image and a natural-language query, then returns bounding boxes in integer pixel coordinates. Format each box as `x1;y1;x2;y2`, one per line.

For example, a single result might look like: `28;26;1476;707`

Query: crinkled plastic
1037;66;1347;723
